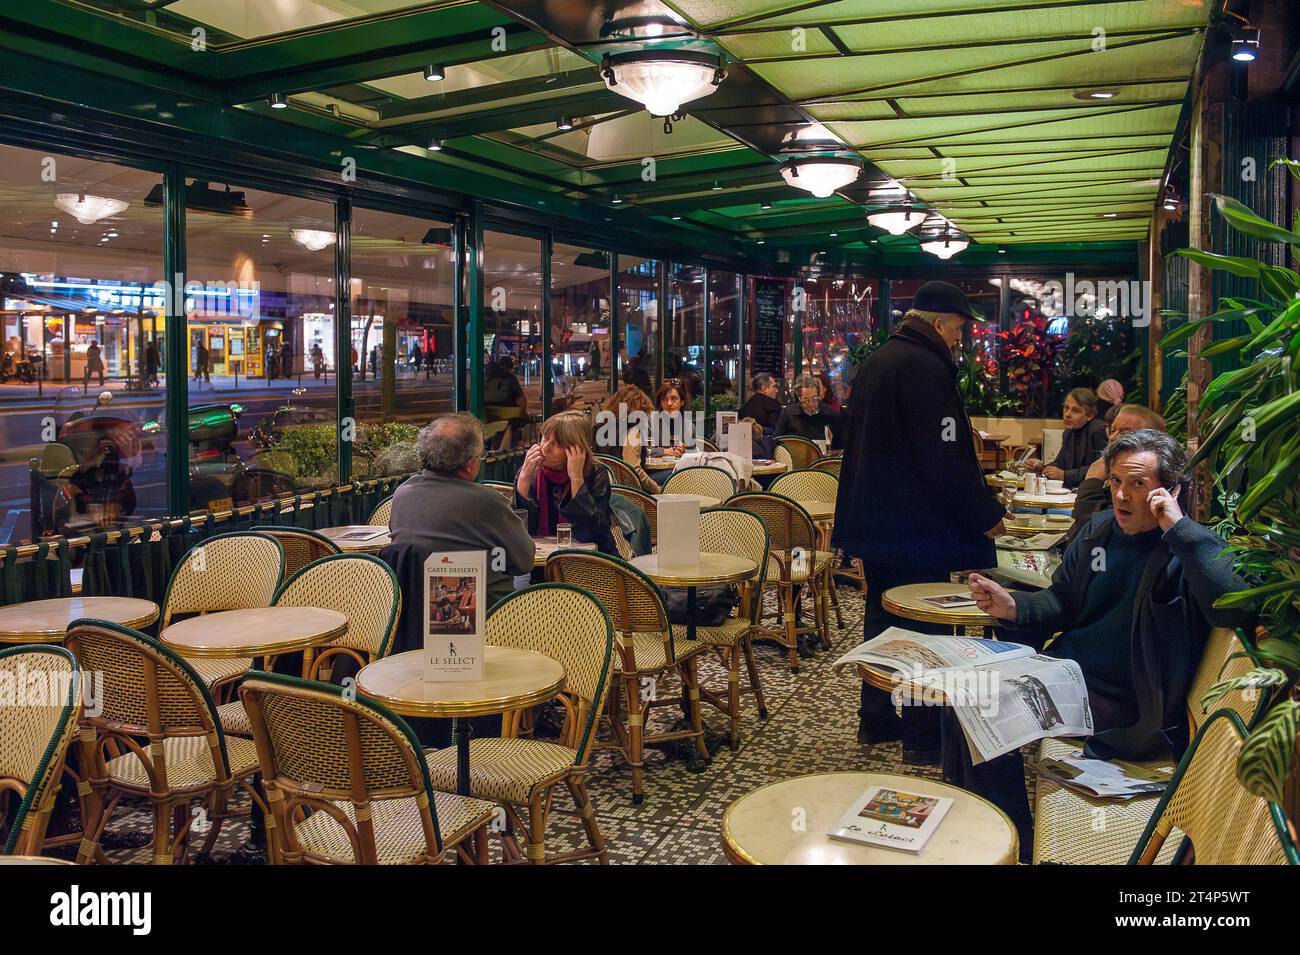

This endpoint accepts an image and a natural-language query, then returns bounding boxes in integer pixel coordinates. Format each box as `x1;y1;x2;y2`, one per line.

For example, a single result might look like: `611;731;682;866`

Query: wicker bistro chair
768;469;845;627
0;645;81;856
480;480;516;502
214;554;402;737
66;619;270;865
612;484;658;546
238;672;496;864
367;495;394;527
597;454;641;488
545;552;710;805
1033;627;1267;865
663;465;736;501
676;509;770;749
255;526;340;579
725;491;834;669
159;531;285;693
810;456;841;477
1131;709;1298;865
775;435;822;470
425;585;616;864
772;444;794;472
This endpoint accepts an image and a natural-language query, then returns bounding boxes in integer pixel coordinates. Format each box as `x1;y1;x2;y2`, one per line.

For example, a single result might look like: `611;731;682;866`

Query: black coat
515;464;617;554
1050;417;1108;487
833;319;1003;576
1007;512;1253;761
736;392;782;432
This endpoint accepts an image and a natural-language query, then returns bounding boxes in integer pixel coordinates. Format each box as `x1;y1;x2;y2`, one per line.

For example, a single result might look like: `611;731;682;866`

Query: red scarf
535;466;571;536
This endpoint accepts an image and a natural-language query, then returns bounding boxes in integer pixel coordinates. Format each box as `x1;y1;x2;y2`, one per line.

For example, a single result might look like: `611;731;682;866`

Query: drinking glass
556;522;572;547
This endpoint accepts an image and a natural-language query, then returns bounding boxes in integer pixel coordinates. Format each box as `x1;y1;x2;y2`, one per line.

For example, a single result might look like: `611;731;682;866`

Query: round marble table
722;772;1018;865
1013;490;1076;510
654;493;721;508
0;596;159;644
631;552;757;643
356;645;564;796
751;460;788;477
160;606;347;676
880;582;997;633
318;524;391;553
531;538;598;568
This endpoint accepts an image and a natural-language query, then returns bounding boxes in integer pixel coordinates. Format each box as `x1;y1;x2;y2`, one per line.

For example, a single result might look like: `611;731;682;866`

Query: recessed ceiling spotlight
756;238;765;244
671;214;682;220
428;138;443;152
557;115;574;131
1231;27;1260;62
1162;187;1179;211
998;245;1007;254
1074;88;1118;100
829;231;838;237
712;181;722;191
611;195;623;204
1101;212;1119;218
423;64;445;82
269;92;289;109
760;200;772;210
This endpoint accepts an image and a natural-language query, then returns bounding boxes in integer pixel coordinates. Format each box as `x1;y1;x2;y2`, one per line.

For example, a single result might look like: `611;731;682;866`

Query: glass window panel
798;274;878;406
550;243;612;411
0;145;166;540
483;231;541;445
617;257;658;396
708;269;741;415
184;181;337;508
350;207;454;476
666;263;705;410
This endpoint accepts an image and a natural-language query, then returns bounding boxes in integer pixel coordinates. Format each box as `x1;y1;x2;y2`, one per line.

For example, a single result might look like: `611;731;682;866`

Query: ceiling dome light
269;92;289;109
54;193;129;224
1231;28;1260;62
920;234;969;260
290;229;336;252
423;64;445;82
600;50;726;117
867;208;922;235
779;156;862;199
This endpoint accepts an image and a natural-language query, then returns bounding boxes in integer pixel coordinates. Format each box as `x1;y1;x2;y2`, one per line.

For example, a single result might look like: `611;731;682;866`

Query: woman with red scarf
514;410;616;553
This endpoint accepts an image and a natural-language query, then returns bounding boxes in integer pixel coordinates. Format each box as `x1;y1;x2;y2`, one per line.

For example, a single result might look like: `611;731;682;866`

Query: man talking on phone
959;429;1252;858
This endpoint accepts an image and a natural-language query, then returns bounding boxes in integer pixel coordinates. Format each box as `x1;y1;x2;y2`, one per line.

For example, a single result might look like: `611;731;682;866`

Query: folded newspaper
995;532;1066;551
1036;753;1171;800
833;627;1094;764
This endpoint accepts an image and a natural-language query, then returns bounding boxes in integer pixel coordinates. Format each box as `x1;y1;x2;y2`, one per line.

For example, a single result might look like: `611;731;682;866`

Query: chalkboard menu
752;278;786;377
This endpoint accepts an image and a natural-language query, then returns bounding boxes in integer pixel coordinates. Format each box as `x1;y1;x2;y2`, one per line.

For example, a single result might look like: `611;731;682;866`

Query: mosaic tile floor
49;583;956;865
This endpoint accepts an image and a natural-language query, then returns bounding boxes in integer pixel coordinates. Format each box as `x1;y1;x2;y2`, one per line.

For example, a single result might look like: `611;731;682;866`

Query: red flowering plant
997;306;1059;416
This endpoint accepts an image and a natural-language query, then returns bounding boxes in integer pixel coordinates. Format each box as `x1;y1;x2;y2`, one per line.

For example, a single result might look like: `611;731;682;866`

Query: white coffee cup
1045;479;1065;493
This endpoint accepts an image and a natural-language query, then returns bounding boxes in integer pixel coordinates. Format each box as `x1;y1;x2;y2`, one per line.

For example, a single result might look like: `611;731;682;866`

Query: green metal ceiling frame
0;0;1210;270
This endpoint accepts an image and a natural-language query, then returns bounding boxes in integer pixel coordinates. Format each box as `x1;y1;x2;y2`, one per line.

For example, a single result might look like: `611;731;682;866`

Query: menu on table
423;550;485;681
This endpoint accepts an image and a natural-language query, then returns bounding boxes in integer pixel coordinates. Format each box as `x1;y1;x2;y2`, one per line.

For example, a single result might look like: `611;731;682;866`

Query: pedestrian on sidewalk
84;340;105;389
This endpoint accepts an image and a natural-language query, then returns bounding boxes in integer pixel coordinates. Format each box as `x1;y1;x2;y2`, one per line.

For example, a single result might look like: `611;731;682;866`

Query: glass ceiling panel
503;113;738;165
365;48;593;101
66;0;455;43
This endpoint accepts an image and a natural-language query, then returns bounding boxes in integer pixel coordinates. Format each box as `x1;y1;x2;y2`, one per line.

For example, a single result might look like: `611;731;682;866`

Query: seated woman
596;384;663;493
1026;386;1108;488
654;381;690;456
515;410;616;553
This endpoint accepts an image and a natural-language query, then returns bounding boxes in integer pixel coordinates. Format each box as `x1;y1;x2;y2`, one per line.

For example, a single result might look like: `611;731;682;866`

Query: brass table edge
356;675;565;720
881;594;996;629
0;607;159;644
160;620;347;659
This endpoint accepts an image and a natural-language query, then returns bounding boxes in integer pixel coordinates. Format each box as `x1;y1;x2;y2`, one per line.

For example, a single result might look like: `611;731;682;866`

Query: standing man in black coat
833;281;1007;759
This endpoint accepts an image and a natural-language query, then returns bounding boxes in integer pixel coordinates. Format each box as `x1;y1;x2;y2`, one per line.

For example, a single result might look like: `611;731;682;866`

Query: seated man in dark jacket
1027;386;1108;488
1064;403;1167;547
774;374;843;449
961;429;1252;857
736;373;783;432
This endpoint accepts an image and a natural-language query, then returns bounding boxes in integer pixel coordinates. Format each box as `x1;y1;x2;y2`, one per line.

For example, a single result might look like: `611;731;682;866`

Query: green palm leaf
1237;700;1299;804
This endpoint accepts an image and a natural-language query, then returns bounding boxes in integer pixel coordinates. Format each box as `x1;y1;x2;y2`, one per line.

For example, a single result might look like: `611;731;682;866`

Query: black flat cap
912;280;985;322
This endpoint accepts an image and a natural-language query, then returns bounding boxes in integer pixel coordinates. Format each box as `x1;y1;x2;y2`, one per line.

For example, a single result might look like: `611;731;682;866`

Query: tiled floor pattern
53;583;953;865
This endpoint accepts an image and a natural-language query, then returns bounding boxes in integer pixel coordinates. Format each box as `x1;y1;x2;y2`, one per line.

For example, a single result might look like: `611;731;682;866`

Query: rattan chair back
0;645;80;855
773;444;794;470
274;554;401;664
811;456;841;477
1189;627;1266;730
160;531;285;627
257;526;341;579
480;480;516;501
699;508;768;623
768;468;838;504
663;465;736;500
725;492;817;556
367;495;394;527
597;454;640;488
775;435;821;469
545;551;673;669
612;484;658;545
486;585;615;764
64;619;236;787
696;438;721;453
1132;710;1298;865
238;671;443;863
